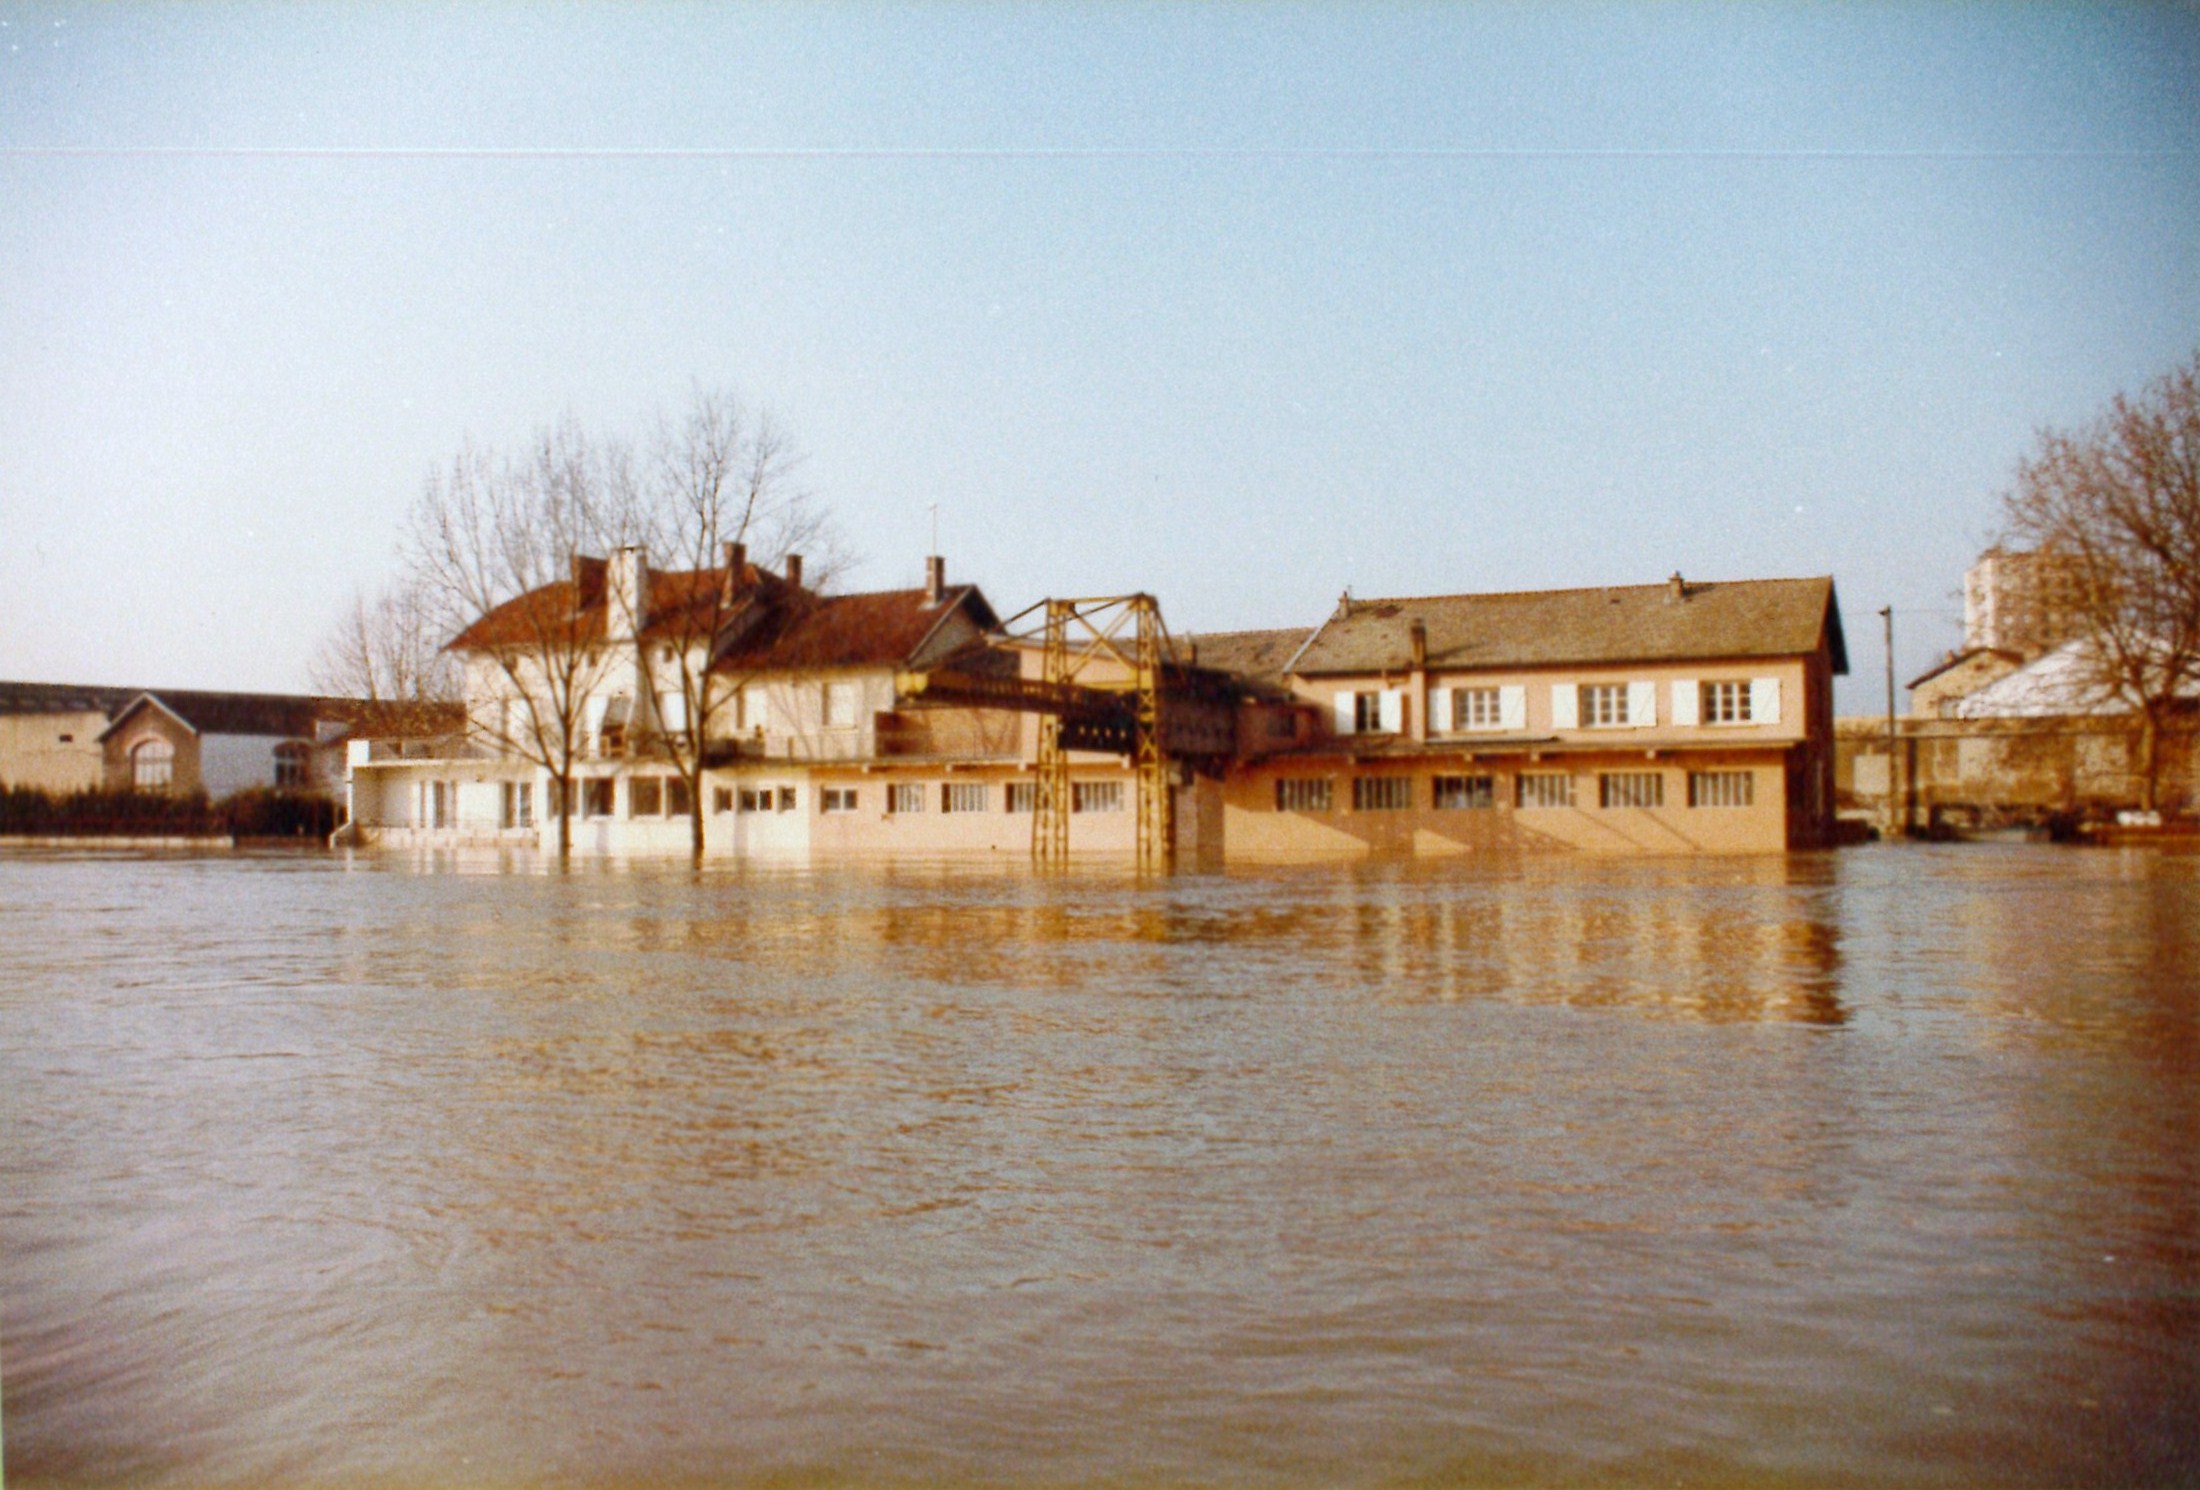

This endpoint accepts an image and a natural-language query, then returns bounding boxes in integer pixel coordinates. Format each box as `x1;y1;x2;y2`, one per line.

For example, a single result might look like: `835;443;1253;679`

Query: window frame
1688;770;1755;808
1516;772;1575;809
1431;774;1496;810
1701;680;1753;725
1579;683;1630;728
1598;771;1665;809
131;737;175;790
1071;780;1124;814
1352;775;1412;811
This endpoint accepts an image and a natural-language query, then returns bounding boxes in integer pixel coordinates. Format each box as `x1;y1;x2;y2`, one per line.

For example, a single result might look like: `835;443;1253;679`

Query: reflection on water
2;844;2195;1488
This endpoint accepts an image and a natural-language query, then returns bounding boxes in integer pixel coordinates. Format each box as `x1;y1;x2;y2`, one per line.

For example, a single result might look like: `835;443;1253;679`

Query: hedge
0;783;337;840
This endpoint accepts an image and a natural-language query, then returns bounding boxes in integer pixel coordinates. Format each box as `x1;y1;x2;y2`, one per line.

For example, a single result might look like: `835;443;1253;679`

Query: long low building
342;550;1847;860
0;681;450;800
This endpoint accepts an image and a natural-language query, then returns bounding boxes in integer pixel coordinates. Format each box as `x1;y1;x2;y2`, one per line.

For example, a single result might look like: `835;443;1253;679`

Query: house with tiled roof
1211;574;1849;856
0;680;448;801
343;545;1034;855
345;555;1847;860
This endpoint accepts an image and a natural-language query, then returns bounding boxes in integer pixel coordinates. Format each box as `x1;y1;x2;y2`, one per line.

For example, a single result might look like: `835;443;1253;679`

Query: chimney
608;545;648;642
784;553;803;590
1409;619;1427;668
924;554;945;605
724;540;746;576
1669;572;1687;601
1335;589;1353;620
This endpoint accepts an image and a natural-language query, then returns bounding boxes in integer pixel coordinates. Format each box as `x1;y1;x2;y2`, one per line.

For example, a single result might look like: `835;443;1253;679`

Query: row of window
452;775;1137;827
1274;770;1756;813
705;780;1127;817
566;680;873;753
1335;678;1781;736
125;737;312;791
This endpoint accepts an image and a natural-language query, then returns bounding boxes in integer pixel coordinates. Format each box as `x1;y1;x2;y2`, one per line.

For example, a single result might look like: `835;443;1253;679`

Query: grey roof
3;680;439;739
1286;577;1847;677
0;680;140;716
1181;628;1316;697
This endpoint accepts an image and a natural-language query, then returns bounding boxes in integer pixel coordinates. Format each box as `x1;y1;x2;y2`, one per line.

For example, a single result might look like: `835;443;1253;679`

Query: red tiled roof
448;562;790;652
713;585;995;673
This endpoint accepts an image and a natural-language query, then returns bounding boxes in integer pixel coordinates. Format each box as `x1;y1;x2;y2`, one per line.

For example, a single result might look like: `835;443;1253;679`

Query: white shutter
1670;680;1699;727
1751;677;1782;725
1551;684;1578;730
1499;685;1527;731
1334;692;1357;736
658;689;687;732
1429;686;1453;733
1627;681;1657;728
1380;688;1406;734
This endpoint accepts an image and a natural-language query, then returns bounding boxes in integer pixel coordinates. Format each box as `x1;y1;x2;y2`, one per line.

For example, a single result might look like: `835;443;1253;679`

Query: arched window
132;737;175;790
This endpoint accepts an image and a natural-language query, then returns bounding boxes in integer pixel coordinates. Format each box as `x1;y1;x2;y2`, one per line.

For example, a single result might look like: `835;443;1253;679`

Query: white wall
200;733;280;796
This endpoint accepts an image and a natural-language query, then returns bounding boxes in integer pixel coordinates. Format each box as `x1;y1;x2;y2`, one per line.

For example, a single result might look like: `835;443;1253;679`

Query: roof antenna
928;502;940;562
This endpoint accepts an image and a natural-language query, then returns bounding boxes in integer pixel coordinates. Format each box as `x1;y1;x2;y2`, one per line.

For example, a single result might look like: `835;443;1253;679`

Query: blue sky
3;3;2195;714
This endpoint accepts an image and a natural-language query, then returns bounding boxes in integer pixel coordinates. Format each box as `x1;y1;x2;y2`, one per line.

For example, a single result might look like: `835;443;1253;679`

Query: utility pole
1880;605;1900;838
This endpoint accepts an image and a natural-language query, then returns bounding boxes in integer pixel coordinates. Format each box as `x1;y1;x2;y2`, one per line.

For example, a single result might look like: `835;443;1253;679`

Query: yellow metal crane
894;593;1235;874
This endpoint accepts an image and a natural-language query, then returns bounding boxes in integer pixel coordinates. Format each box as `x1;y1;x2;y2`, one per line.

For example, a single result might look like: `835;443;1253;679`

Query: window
1689;770;1755;808
1599;772;1664;809
889;783;926;814
431;780;453;829
738;786;768;813
1517;773;1574;809
1455;687;1502;731
1353;692;1385;732
1579;684;1630;727
777;787;797;813
1275;778;1334;812
821;786;859;814
1072;780;1123;813
824;681;861;729
1264;711;1298;740
943;782;987;814
630;777;664;817
597;695;632;755
1432;774;1495;810
585;778;616;817
714;787;735;815
1353;776;1412;811
131;737;174;790
1701;681;1752;724
666;777;691;816
501;781;533;829
274;742;309;788
1005;781;1036;814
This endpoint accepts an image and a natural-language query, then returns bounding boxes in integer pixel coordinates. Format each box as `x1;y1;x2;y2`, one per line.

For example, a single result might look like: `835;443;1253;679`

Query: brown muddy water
2;843;2195;1488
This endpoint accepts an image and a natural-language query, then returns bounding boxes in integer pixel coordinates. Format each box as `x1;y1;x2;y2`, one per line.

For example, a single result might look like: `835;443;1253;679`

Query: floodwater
2;844;2195;1489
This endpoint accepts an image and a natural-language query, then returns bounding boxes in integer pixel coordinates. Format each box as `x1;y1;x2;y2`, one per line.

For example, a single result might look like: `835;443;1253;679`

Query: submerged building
341;550;1847;860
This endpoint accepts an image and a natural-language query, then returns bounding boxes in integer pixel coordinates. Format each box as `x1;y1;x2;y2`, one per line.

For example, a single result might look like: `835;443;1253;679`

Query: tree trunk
556;769;573;861
689;782;706;863
2138;710;2162;814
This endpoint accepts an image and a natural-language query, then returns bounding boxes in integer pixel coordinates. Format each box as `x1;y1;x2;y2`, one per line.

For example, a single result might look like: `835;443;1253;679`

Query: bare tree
404;421;630;859
2002;352;2200;812
629;388;848;858
310;576;462;734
